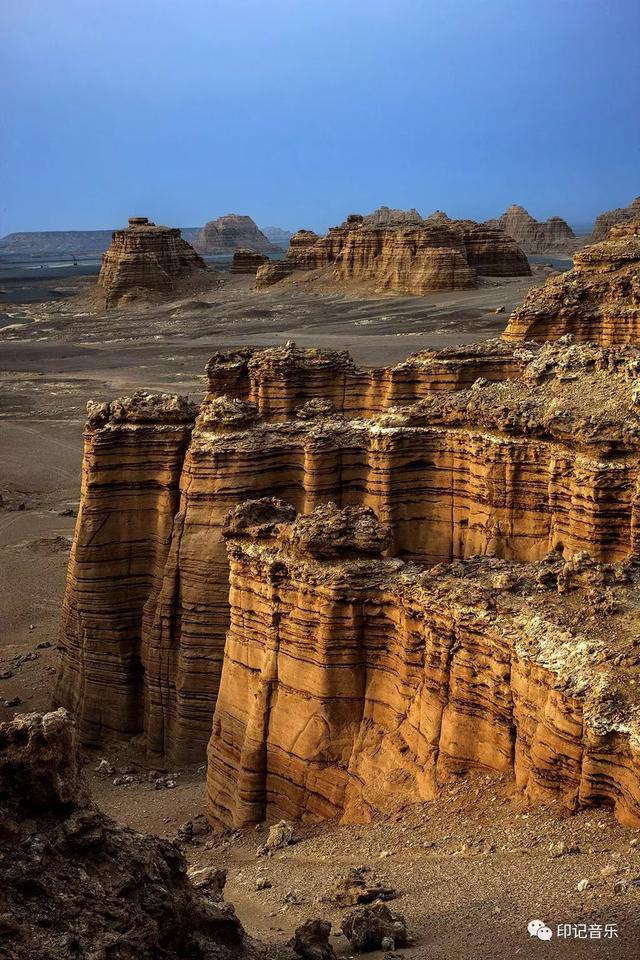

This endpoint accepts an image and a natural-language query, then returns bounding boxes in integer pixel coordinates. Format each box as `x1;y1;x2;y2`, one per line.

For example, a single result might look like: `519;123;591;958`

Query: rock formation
55;230;640;831
592;196;640;241
196;215;281;256
361;205;424;226
230;249;269;274
504;220;640;344
96;217;208;308
0;709;253;959
208;500;640;830
254;216;529;295
486;204;578;254
58;332;640;784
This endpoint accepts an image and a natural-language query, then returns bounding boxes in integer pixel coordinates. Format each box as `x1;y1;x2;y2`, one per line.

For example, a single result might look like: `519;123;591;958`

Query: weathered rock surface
196;215;281;255
230;249;269;274
486;204;578;254
341;903;408;951
504;220;640;344
208;501;640;829
289;919;336;960
0;709;252;959
96;217;208;308
592;196;640;241
254;216;529;294
58;338;640;768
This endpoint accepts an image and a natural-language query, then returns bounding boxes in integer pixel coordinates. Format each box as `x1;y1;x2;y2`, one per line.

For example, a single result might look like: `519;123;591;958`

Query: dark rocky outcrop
0;709;253;959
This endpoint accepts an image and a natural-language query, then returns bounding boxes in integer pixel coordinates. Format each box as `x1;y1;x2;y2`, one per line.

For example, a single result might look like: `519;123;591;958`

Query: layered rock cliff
96;217;208;308
0;709;252;959
592;196;640;241
208;501;640;829
254;216;530;295
230;249;269;274
57;337;640;774
504;220;640;344
486;204;578;254
196;215;281;256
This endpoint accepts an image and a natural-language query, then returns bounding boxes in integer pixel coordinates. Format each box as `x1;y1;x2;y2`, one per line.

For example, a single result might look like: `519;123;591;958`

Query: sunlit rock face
504;221;640;345
254;216;530;294
57;333;640;778
97;217;208;308
207;501;640;829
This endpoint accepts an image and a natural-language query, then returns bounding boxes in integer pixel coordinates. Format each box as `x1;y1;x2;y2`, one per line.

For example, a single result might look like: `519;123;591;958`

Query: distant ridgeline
0;221;292;258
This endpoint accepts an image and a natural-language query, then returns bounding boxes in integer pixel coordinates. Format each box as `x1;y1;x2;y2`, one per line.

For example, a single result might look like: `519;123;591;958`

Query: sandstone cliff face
208;502;640;829
58;340;640;769
97;217;208;308
504;220;640;345
486;204;577;254
592;196;640;241
55;392;198;747
254;218;530;295
196;215;281;255
230;249;269;274
0;709;250;959
204;340;531;420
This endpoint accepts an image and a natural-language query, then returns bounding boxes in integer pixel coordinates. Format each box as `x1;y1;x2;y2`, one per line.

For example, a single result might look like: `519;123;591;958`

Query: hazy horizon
3;0;639;236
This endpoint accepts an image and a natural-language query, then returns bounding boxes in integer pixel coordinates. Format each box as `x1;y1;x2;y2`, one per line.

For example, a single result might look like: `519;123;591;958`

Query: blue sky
2;0;639;234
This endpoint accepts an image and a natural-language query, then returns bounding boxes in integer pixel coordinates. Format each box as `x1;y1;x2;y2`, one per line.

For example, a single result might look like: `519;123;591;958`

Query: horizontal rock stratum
254;214;530;294
504;220;640;344
55;245;640;828
96;217;208;308
208;499;640;828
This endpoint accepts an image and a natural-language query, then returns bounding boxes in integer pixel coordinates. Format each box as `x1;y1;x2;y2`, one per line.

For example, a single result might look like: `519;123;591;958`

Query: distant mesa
96;216;208;309
591;196;640;241
195;214;282;256
486;204;578;254
254;210;530;295
362;205;424;226
504;219;640;345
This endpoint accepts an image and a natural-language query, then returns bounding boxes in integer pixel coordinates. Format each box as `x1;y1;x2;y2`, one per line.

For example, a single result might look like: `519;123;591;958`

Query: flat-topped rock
96;216;208;308
592;196;640;241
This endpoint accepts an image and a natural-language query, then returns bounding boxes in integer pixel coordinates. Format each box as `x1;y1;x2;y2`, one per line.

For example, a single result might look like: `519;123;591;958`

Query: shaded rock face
486;204;577;254
254;218;529;294
592;196;640;241
97;217;208;308
57;337;640;783
504;220;640;344
196;215;281;255
209;502;640;830
0;710;250;959
230;249;269;274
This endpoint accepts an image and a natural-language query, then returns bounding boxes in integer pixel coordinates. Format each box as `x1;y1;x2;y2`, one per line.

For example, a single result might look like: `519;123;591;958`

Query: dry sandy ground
2;269;638;959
